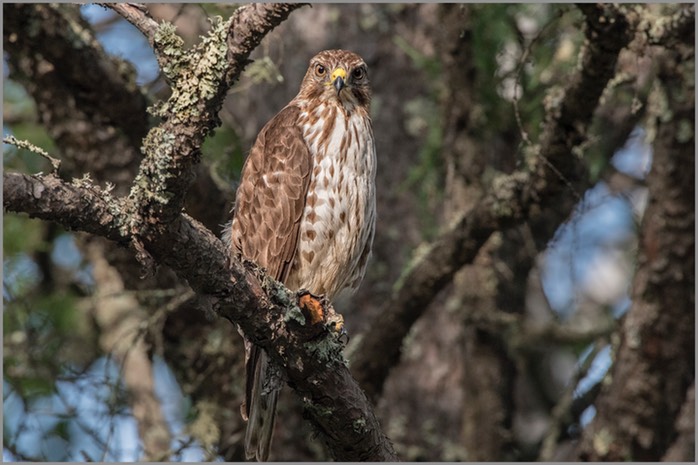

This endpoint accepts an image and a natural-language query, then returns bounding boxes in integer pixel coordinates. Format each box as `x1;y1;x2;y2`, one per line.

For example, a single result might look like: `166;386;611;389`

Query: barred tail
244;346;279;461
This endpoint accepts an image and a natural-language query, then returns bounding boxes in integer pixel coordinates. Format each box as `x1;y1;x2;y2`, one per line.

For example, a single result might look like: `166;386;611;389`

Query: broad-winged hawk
225;49;376;461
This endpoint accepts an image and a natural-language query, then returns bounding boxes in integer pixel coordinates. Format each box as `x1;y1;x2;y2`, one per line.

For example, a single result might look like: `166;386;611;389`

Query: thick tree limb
4;174;397;461
123;3;305;256
577;41;694;461
3;4;149;150
3;172;123;242
224;3;306;85
662;383;695;462
5;3;396;459
350;3;632;401
4;3;231;235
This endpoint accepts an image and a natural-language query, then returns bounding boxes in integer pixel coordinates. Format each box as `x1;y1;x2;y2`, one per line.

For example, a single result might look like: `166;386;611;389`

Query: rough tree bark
578;35;695;462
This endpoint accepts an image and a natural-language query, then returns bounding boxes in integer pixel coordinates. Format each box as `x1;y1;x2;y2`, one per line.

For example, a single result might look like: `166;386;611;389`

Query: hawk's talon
298;291;325;325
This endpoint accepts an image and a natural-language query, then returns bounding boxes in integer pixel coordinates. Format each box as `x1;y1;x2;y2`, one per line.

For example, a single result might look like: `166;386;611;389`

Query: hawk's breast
286;103;376;300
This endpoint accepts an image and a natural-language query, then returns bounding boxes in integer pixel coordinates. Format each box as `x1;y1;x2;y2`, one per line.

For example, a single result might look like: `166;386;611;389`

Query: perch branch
6;2;394;460
3;170;397;461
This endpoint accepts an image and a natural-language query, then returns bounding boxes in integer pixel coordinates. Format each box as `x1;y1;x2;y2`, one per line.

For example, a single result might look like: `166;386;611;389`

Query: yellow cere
329;67;347;84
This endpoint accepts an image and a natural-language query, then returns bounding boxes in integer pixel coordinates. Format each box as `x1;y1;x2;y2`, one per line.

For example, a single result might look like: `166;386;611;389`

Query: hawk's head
298;49;371;110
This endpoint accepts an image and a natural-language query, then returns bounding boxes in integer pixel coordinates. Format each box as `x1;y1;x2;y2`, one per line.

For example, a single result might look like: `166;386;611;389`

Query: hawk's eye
314;64;326;77
352;67;366;80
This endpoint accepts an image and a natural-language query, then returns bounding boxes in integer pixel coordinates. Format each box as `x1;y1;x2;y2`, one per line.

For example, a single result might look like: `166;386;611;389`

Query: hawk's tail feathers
244;348;279;461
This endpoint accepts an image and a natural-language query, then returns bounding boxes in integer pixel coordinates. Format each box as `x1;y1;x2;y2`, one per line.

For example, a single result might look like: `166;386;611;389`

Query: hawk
225;50;376;461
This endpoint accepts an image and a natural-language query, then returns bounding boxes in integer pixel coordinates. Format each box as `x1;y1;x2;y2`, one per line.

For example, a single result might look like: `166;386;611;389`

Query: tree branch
577;39;695;461
350;3;632;401
123;3;306;264
3;170;397;461
646;3;694;47
225;3;307;86
3;4;148;190
103;3;159;45
3;172;124;242
6;3;391;459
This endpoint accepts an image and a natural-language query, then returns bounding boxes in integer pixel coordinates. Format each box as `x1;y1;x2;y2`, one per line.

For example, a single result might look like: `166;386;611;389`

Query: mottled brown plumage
225;50;376;461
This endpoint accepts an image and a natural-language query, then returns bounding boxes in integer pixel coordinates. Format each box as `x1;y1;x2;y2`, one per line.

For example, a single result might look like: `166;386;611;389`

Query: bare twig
3;135;61;173
511;7;564;146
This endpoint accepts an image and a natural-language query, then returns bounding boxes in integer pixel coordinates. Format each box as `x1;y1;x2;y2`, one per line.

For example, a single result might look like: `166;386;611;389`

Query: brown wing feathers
232;105;311;283
230;105;311;461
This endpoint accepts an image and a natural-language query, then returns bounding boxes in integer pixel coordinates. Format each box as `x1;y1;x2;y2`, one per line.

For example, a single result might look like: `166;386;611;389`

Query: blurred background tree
3;3;694;461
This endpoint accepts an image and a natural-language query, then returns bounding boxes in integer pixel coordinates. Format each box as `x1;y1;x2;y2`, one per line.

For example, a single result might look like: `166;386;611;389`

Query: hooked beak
331;67;347;95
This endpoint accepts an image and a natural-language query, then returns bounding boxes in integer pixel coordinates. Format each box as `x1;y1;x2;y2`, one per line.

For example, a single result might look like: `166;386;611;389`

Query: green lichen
304;334;347;367
154;22;185;78
284;305;307;326
263;275;293;304
123;126;180;215
152;16;232;123
70;172;94;189
352;417;368;434
303;397;334;417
